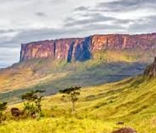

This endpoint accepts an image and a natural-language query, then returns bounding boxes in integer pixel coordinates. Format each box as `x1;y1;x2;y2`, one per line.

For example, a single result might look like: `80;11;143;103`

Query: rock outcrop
111;127;137;133
144;57;156;77
20;33;156;62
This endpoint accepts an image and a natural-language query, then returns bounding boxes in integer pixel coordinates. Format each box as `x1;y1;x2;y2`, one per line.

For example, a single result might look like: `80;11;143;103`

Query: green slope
1;76;156;133
0;49;154;103
0;57;147;102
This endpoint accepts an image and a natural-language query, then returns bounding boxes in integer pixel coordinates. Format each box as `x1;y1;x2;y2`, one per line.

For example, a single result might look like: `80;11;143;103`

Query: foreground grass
0;116;156;133
0;118;116;133
1;76;156;133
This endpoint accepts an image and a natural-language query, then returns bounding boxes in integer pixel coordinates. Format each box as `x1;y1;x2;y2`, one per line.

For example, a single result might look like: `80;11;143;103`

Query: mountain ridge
20;33;156;62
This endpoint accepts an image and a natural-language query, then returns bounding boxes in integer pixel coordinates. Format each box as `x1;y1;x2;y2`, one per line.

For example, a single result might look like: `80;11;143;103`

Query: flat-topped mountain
20;33;156;62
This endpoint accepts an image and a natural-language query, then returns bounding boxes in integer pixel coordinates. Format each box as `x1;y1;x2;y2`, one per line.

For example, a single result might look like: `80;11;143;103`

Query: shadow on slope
0;58;148;103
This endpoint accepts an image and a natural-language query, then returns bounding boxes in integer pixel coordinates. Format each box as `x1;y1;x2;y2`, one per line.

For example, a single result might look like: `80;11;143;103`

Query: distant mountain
20;33;156;62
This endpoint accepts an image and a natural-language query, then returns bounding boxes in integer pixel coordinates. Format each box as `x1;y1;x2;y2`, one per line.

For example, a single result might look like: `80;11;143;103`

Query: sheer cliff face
20;33;156;62
20;37;92;62
91;34;156;50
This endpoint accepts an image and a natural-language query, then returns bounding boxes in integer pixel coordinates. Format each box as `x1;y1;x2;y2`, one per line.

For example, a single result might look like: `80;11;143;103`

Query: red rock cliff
20;33;156;62
20;37;91;62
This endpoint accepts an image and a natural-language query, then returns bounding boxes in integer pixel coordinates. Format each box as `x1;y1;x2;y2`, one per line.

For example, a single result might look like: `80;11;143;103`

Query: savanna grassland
0;75;156;133
0;52;148;103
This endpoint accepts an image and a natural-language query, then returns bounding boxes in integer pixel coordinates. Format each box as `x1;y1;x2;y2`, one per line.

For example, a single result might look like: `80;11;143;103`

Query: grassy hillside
1;76;156;133
0;51;149;102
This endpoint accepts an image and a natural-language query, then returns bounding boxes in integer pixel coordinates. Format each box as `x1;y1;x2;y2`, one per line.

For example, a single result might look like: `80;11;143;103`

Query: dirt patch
111;127;137;133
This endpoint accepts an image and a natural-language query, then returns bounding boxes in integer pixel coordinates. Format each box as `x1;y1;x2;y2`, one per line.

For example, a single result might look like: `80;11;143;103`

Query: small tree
21;90;45;118
60;86;81;114
0;102;7;123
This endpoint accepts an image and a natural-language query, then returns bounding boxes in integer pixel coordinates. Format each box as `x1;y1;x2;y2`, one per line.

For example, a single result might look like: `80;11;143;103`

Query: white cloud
0;47;19;68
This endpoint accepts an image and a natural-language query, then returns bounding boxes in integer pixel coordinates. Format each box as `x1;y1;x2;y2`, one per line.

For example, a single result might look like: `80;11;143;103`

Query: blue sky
0;0;156;68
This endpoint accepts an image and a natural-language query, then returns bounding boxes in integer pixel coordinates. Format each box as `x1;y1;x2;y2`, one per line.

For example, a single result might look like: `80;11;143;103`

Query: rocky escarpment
144;57;156;77
20;37;91;62
20;33;156;62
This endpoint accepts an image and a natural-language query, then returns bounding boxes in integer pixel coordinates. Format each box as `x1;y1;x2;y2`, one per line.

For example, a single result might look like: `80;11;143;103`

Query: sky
0;0;156;68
